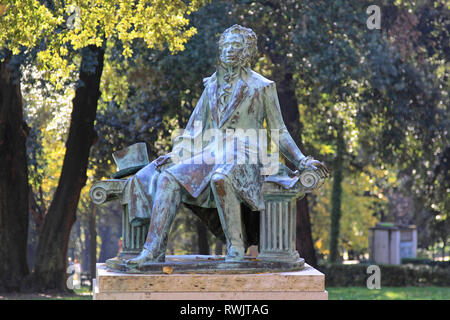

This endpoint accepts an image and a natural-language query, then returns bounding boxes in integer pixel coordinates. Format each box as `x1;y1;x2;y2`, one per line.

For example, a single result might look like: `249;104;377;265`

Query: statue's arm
263;82;306;169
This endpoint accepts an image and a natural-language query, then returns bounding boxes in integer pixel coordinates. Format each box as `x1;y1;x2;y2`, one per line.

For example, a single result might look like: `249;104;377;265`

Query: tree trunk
197;220;210;255
275;71;318;267
295;196;317;266
32;45;104;291
82;220;90;272
442;238;446;262
98;225;113;262
214;239;224;255
329;128;344;263
89;205;97;285
0;53;30;292
432;243;436;261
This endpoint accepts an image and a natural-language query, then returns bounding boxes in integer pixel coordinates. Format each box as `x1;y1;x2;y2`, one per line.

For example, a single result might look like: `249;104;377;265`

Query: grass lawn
327;286;450;300
2;286;449;300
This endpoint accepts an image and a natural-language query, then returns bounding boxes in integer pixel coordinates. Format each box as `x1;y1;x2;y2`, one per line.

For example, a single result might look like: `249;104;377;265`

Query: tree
84;0;449;267
280;0;448;263
0;52;30;292
356;1;449;255
1;0;208;291
32;45;104;290
329;127;344;262
89;0;235;257
311;167;384;259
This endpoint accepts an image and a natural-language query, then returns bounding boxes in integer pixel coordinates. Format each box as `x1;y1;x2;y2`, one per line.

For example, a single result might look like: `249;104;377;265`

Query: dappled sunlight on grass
328;286;450;300
385;291;402;299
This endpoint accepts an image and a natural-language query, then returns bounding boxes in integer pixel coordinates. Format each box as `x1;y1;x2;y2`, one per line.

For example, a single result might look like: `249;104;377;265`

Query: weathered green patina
90;25;328;273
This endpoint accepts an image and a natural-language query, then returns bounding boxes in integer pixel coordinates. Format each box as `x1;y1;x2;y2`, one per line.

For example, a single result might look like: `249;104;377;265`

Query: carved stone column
258;169;323;262
259;183;302;262
120;206;149;256
90;180;149;258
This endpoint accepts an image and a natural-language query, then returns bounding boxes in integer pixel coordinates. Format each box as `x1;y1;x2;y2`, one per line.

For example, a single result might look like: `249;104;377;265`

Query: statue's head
218;25;257;68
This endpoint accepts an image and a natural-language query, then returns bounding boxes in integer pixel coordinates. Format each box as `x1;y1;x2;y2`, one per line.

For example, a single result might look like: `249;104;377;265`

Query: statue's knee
135;164;154;181
135;169;146;181
210;173;227;190
157;172;179;191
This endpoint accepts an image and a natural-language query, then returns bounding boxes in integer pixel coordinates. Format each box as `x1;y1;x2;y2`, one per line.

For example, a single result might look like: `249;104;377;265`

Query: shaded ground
328;286;450;300
0;287;92;300
1;286;449;300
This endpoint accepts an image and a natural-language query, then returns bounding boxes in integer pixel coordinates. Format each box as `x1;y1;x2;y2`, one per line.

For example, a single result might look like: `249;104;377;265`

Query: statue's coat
121;69;304;241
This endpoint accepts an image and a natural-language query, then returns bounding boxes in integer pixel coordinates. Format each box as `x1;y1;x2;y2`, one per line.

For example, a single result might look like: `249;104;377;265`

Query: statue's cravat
217;72;238;123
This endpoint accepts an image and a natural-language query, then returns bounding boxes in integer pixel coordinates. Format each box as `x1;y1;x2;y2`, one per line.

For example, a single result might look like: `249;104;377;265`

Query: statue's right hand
154;154;171;168
299;156;329;179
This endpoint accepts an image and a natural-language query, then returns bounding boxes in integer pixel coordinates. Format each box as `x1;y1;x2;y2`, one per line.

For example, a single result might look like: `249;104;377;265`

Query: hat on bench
111;142;149;179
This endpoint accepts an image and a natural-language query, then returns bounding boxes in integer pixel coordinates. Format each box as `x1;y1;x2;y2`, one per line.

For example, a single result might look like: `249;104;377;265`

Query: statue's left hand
299;156;329;179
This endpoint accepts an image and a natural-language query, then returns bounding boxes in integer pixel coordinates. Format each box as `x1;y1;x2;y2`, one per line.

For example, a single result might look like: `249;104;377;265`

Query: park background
0;0;448;299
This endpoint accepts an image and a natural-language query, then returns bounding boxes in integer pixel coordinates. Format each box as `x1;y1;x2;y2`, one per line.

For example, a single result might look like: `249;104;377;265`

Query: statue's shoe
125;248;164;265
225;245;245;262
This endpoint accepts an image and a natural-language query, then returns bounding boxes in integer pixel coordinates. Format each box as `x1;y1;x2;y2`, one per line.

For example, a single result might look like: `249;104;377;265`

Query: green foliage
401;257;433;265
89;0;448;258
402;257;450;268
311;170;382;258
318;263;450;287
10;0;447;265
231;0;449;258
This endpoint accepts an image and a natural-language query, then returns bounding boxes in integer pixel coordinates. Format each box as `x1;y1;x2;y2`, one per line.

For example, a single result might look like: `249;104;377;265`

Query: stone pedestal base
93;262;327;300
106;254;304;273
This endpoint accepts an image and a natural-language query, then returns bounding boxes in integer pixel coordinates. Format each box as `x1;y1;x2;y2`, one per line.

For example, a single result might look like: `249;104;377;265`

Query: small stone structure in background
369;223;417;265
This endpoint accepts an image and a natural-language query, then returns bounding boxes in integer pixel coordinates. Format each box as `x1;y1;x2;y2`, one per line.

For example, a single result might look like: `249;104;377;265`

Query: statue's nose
225;47;236;55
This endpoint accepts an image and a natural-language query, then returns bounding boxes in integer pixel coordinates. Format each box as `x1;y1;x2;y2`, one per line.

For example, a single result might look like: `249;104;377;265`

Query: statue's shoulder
202;72;216;87
201;70;275;90
246;70;275;90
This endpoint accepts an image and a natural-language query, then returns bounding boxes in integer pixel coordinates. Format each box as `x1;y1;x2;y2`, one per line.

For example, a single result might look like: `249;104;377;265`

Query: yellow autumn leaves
0;0;208;82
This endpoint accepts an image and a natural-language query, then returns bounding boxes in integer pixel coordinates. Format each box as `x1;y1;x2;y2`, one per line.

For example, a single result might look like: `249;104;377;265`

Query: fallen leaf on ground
162;266;174;274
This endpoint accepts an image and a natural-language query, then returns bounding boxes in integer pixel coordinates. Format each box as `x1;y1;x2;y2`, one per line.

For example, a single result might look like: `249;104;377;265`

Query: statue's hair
218;25;257;67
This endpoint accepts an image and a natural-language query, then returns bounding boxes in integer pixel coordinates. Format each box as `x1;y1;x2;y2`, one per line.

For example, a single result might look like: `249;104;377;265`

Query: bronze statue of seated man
122;25;328;266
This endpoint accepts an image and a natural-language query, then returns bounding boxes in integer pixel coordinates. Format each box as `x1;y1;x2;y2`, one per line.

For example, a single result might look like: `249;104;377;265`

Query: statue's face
220;33;245;67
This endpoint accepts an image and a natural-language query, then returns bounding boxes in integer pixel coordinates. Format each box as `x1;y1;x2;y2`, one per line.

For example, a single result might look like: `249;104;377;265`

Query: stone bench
90;164;323;263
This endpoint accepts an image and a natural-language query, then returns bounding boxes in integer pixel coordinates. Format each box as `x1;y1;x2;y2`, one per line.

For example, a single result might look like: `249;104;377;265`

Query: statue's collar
203;66;251;88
